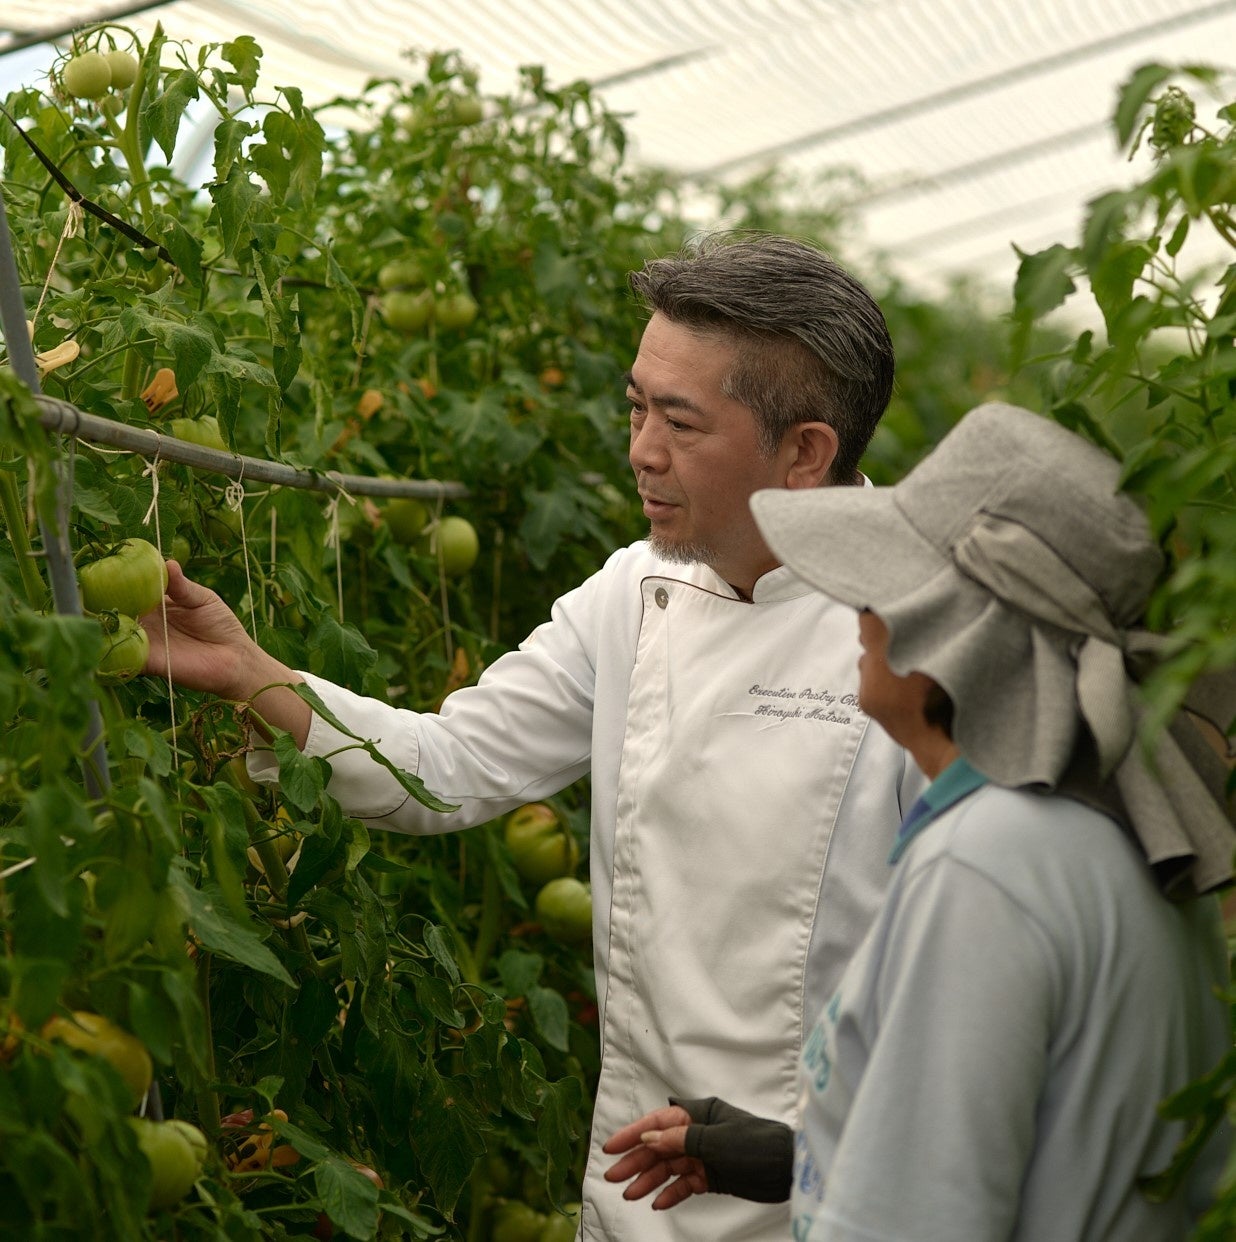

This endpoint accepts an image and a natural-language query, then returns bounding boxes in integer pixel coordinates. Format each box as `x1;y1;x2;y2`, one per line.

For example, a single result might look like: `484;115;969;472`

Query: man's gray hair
628;232;894;484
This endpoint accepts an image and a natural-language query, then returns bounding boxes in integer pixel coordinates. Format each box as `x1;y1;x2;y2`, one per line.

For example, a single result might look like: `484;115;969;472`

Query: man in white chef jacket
141;232;923;1241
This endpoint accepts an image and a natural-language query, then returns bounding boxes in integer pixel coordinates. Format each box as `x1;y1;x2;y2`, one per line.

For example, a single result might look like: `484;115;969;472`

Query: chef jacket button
654;587;669;609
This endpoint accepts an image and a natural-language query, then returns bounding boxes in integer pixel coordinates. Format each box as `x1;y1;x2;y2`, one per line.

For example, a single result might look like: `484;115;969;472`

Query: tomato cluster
60;49;139;100
77;538;168;682
382;500;480;576
376;247;479;334
29;1010;206;1212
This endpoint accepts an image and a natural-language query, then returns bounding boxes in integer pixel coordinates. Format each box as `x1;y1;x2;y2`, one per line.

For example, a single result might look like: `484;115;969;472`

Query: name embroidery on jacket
748;684;863;726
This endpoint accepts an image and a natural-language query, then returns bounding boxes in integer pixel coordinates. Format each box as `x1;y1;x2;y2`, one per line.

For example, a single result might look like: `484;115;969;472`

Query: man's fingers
651;1174;701;1211
621;1162;672;1201
603;1107;690;1154
639;1125;689;1157
603;1146;658;1183
162;559;214;607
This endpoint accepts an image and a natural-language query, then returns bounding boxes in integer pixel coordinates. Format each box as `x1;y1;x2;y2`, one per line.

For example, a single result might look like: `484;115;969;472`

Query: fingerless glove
669;1096;793;1203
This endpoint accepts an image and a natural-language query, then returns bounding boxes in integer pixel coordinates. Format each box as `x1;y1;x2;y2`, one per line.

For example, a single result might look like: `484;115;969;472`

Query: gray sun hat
751;402;1236;896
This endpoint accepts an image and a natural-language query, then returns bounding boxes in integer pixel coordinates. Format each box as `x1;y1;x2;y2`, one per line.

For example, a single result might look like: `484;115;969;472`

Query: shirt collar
889;756;988;864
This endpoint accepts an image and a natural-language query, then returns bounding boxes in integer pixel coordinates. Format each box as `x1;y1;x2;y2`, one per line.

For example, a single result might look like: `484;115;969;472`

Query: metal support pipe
32;395;471;500
0;184;111;795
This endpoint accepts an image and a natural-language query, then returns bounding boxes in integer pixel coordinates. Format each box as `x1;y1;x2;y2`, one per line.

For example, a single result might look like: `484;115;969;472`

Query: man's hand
140;561;312;745
602;1105;707;1210
605;1097;793;1208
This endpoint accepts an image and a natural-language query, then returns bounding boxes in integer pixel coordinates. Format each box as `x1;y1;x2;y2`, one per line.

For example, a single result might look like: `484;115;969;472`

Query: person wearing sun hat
604;402;1235;1240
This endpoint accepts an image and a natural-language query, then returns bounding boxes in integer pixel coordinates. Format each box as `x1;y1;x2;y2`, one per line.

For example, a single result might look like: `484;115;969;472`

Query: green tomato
539;1204;581;1242
384;497;430;545
535;878;593;946
127;1118;200;1210
44;1010;153;1108
79;538;169;619
435;292;479;332
491;1201;547;1242
505;804;578;886
169;415;227;451
423;515;479;576
169;535;192;567
377;256;427;290
162;1119;208;1174
448;94;484;127
62;52;112;100
97;613;150;683
381;289;434;333
104;49;139;90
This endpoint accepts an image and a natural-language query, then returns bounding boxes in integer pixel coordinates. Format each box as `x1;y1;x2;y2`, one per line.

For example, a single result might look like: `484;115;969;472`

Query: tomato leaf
533;1071;583;1207
23;784;77;917
290;683;460;813
209;166;262;257
526;985;569;1052
1114;63;1175;148
497;949;544;996
121;722;173;777
170;874;295;985
1012;243;1077;319
142;68;202;162
221;35;262;97
424;923;462;985
315;1156;382;1239
409;1064;488;1216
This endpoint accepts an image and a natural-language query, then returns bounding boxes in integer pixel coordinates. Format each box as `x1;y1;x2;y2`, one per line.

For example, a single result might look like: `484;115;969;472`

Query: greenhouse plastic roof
2;0;1234;304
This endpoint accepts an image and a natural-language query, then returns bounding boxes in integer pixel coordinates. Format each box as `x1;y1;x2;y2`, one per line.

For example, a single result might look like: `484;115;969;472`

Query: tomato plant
0;29;669;1239
1006;64;1236;1235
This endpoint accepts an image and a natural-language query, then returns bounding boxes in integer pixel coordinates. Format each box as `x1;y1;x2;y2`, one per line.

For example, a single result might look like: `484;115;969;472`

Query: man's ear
784;422;839;489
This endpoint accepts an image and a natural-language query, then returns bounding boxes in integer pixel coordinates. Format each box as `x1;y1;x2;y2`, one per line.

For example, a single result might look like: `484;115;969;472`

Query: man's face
627;313;797;597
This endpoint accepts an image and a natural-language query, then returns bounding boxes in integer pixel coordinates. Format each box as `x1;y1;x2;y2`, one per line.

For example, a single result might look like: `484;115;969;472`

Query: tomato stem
195;950;222;1134
120;346;144;402
465;1165;488;1242
0;469;46;606
469;849;503;985
116;46;156;227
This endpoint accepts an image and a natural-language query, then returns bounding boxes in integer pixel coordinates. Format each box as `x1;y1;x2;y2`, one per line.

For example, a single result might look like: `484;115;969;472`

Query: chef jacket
252;541;922;1241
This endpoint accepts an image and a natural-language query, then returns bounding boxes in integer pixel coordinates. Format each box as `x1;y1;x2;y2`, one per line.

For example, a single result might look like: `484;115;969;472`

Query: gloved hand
602;1096;792;1210
671;1095;793;1203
